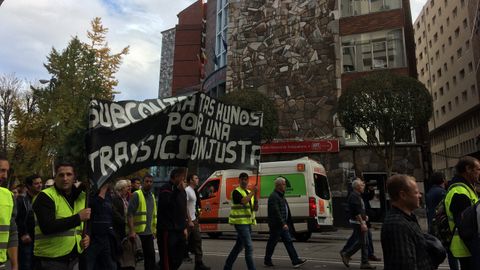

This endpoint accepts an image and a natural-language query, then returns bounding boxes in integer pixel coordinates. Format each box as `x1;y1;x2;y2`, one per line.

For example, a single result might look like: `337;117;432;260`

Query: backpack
458;200;480;241
430;183;464;247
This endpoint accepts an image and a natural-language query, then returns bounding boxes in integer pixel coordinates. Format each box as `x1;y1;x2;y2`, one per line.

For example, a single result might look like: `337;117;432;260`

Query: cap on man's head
239;172;249;179
45;179;54;187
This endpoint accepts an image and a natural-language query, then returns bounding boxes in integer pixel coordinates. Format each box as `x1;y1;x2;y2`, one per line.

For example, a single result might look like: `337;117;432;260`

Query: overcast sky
0;0;427;101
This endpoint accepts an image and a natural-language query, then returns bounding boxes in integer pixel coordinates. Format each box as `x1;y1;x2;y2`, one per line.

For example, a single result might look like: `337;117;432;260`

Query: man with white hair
340;179;375;269
264;176;306;268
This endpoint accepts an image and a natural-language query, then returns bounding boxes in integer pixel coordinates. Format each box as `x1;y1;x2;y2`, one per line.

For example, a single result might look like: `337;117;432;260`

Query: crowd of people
0;155;479;270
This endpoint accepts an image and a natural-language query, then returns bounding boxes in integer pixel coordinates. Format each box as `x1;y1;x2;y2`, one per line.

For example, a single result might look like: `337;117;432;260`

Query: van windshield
314;173;330;200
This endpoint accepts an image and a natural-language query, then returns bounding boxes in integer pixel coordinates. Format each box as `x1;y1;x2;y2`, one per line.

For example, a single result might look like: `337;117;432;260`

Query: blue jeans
264;226;300;265
224;224;255;270
341;224;368;264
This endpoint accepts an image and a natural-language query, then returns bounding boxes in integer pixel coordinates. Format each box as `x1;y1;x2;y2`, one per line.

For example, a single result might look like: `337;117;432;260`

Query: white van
197;157;333;241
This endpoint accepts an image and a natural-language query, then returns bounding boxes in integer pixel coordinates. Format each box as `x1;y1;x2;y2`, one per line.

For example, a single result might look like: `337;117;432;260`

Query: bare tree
0;73;21;154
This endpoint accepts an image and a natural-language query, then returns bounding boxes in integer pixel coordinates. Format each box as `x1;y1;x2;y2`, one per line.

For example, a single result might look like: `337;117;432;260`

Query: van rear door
313;173;333;225
199;178;221;232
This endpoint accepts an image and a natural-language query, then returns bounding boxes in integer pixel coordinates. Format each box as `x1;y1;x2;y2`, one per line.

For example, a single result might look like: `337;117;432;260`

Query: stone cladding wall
227;0;338;139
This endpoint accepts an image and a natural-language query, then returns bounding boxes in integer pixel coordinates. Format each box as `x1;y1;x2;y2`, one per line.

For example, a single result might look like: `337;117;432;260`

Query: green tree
337;72;432;176
220;90;278;142
12;18;129;179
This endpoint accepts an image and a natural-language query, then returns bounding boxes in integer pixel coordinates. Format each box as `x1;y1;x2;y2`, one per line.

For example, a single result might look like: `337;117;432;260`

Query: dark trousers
37;257;79;270
458;257;473;270
341;224;368;264
139;234;156;270
447;249;459;270
158;230;186;270
18;242;36;270
86;235;117;270
188;222;204;264
264;226;300;265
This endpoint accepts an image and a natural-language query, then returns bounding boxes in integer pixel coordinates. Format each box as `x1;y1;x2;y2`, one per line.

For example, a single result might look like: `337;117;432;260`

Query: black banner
87;92;262;187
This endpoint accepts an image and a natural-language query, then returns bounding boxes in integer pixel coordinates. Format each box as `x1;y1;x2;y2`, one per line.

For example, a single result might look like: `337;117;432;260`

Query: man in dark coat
264;177;306;268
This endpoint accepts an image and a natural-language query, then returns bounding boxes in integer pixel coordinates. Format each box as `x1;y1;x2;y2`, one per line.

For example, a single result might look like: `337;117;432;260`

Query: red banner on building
261;140;340;154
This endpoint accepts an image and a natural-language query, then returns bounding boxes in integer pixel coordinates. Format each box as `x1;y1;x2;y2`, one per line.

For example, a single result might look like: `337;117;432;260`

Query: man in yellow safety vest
0;156;18;270
127;174;157;270
32;161;91;270
445;156;480;270
223;172;258;270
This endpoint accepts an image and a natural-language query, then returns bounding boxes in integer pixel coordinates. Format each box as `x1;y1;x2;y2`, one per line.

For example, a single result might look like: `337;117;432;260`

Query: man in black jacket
157;167;188;270
264;177;306;268
16;174;42;270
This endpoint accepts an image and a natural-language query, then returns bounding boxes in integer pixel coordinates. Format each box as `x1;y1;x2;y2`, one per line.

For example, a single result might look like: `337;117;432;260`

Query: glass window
314;174;330;200
341;29;405;73
200;179;220;199
341;0;401;17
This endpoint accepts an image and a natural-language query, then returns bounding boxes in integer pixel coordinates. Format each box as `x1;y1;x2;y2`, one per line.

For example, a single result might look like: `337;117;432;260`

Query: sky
0;0;427;101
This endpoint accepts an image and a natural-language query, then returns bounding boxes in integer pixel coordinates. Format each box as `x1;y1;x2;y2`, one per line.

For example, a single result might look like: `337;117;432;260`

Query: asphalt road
131;231;451;270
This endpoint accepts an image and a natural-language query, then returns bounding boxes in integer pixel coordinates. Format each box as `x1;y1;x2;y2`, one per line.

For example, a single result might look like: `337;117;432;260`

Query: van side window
200;180;220;199
314;174;331;200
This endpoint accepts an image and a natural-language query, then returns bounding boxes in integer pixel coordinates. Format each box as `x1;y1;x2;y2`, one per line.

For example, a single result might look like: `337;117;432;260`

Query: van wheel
207;232;222;239
293;232;311;242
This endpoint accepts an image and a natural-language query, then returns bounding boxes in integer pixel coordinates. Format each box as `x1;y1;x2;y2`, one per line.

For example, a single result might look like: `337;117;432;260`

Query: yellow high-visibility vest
445;182;478;257
228;187;256;225
34;187;86;258
133;190;157;234
0;187;13;263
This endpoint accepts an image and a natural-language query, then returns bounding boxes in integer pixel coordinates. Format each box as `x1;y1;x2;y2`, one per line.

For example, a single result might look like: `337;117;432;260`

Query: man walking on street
185;174;210;270
32;161;90;270
340;179;375;269
444;156;480;270
16;174;42;270
264;177;306;268
0;156;18;270
381;174;435;270
127;174;157;270
157;167;188;270
223;172;258;270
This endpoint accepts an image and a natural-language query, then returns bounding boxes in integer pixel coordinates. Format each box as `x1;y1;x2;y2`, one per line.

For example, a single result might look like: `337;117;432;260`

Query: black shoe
264;261;274;267
293;259;307;268
195;263;211;270
340;251;350;268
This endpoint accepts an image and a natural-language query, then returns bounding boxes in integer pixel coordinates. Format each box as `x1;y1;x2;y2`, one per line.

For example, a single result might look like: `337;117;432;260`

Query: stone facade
158;28;175;98
227;0;338;139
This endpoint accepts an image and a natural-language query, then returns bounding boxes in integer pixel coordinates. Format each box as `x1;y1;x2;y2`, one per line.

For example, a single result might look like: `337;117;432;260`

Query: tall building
414;0;480;177
158;28;175;98
160;0;424;223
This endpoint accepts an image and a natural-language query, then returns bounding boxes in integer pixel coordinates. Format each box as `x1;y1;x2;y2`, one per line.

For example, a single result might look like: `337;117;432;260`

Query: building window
457;47;463;59
444;63;448;71
438;7;442;15
440;25;444;34
468;62;473;72
455;27;460;38
453;7;458;18
418;37;422;44
466;40;470;50
446;17;450;26
459;69;465;79
434;33;438;41
434;92;438;100
472;85;477;96
448;36;452;45
448;101;452;111
446;81;450;91
437;68;442;77
419;52;423;60
453;76;457;85
215;0;229;69
439;87;444;95
442;44;445;53
462;90;467;101
455;96;459;105
463;19;468;29
441;106;446;115
341;29;405;73
341;0;402;17
432;15;436;25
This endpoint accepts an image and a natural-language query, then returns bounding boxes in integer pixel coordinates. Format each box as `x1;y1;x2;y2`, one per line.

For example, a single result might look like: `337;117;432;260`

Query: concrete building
160;0;424;224
414;0;480;177
158;28;175;98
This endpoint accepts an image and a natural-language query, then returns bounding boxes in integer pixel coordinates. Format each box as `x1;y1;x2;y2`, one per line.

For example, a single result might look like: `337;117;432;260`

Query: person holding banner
223;172;258;270
32;162;91;270
157;167;188;270
127;175;156;270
